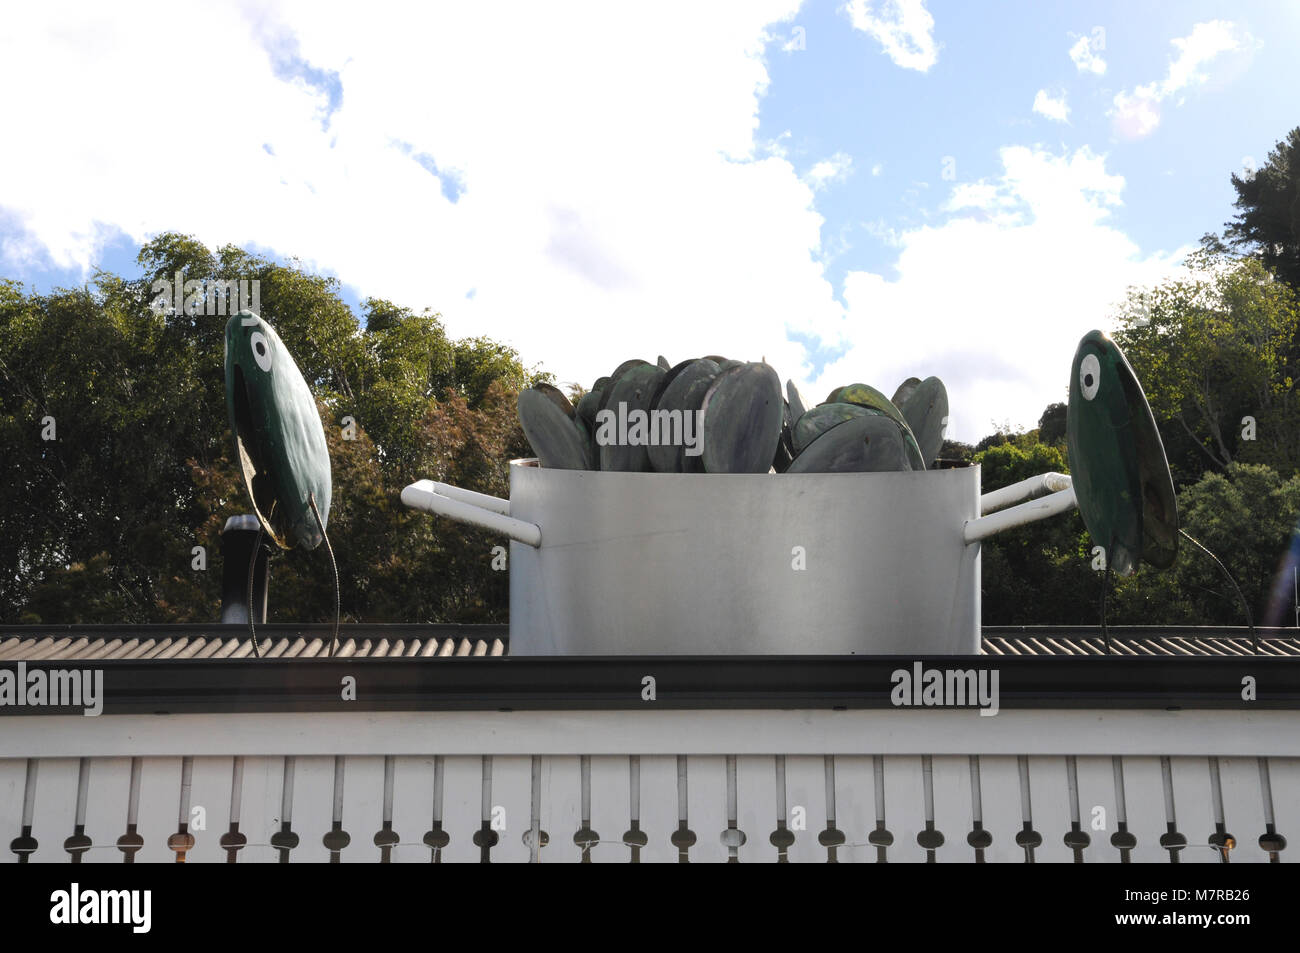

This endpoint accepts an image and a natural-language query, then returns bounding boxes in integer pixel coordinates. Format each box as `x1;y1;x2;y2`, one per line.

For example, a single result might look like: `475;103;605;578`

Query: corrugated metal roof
0;626;1296;659
0;628;506;661
982;629;1300;657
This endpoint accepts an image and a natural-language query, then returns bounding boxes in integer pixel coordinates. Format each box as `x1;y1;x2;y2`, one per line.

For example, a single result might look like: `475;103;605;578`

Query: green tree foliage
0;235;531;624
1109;464;1300;626
1;277;220;622
938;438;974;463
973;436;1097;624
1112;253;1300;482
981;138;1300;627
1174;464;1300;624
1224;127;1300;290
972;422;1300;627
1037;402;1066;446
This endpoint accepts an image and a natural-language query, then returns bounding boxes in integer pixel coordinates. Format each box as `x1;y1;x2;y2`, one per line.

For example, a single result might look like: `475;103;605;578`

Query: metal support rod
222;514;268;626
401;481;541;548
980;472;1072;515
964;487;1078;543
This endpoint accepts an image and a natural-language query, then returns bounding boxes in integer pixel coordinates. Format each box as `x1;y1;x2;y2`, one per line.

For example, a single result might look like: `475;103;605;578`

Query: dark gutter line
1;655;1296;715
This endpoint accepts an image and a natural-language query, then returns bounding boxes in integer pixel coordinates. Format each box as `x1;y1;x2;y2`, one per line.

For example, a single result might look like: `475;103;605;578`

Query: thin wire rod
1099;561;1113;655
309;492;340;659
1179;528;1256;654
246;523;265;659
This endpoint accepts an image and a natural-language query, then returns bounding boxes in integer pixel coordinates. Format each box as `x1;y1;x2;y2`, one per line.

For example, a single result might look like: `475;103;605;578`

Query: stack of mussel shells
517;355;948;474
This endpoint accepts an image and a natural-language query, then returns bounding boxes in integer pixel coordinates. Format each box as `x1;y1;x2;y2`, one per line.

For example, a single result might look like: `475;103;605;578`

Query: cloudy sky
1;1;1296;439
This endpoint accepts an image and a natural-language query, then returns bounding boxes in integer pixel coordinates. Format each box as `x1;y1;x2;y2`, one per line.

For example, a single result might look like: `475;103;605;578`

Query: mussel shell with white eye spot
1066;329;1178;576
1079;353;1101;400
224;311;331;551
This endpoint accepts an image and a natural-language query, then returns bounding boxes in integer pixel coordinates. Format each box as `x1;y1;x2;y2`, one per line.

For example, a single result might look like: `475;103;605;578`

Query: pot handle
426;481;511;515
401;480;541;547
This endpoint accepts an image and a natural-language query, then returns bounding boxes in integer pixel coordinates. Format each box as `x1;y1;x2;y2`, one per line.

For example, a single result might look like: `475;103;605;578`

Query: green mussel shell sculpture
899;376;948;469
1066;330;1177;576
224;312;332;550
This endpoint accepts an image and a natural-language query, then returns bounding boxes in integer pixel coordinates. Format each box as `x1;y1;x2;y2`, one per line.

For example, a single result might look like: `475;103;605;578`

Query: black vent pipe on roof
220;514;269;625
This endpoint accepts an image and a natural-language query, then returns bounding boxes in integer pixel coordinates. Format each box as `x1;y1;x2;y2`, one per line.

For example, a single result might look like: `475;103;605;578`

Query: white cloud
1110;20;1245;139
1032;89;1069;122
0;4;1199;445
845;0;938;72
1111;85;1163;139
818;147;1189;440
1163;20;1241;95
1069;34;1106;75
0;0;848;393
871;162;883;176
806;152;853;190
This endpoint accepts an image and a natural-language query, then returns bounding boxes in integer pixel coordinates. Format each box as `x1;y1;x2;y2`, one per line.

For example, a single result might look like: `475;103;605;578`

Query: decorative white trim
4;708;1297;758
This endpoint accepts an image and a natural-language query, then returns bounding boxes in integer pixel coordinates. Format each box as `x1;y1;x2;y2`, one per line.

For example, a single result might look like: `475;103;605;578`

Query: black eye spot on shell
1079;352;1101;400
250;330;273;372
